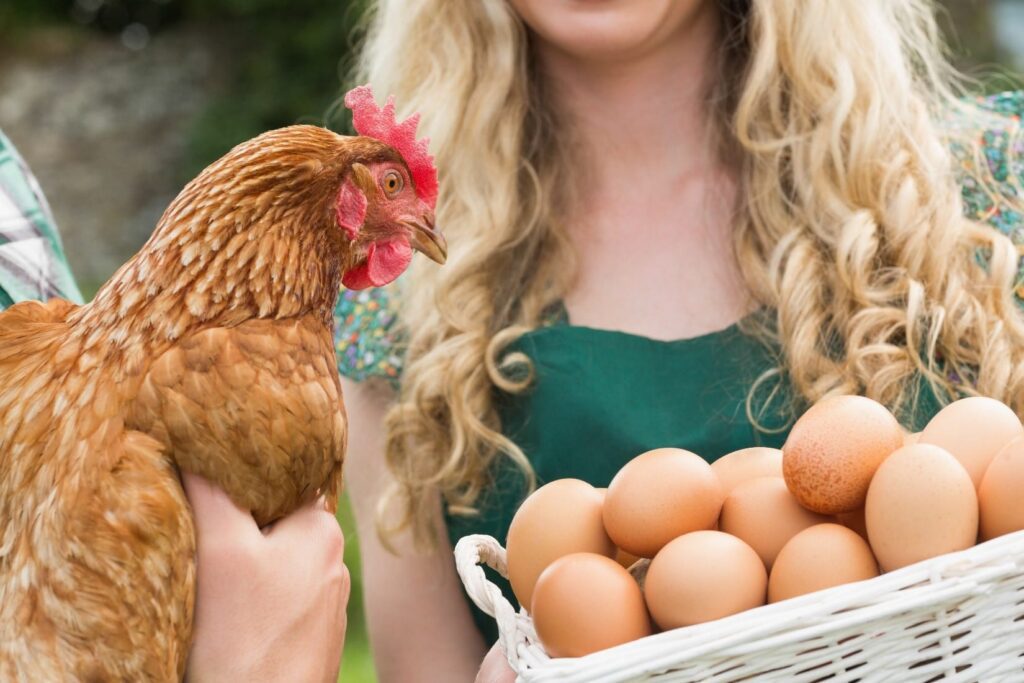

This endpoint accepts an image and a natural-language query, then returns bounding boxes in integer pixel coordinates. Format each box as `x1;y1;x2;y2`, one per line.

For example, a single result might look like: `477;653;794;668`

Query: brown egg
644;531;767;630
865;444;978;572
719;477;831;570
506;479;615;610
979;436;1024;541
710;447;784;496
836;507;869;542
904;432;921;446
531;553;652;658
603;449;724;558
768;524;879;602
783;396;903;514
919;397;1024;489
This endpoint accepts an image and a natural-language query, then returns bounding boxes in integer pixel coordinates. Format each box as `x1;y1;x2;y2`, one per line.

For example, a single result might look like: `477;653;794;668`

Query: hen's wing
129;315;346;525
1;427;195;682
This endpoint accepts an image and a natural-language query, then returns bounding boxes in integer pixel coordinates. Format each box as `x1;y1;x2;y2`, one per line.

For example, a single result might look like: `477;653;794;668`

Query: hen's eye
382;170;403;197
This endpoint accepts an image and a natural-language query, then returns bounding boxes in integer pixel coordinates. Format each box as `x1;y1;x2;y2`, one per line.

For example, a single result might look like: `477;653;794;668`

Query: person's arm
342;376;487;682
0;130;84;308
182;473;349;683
0;129;83;305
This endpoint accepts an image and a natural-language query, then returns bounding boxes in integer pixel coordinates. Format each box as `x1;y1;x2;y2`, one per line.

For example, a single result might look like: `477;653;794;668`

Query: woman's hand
476;642;516;683
182;472;349;683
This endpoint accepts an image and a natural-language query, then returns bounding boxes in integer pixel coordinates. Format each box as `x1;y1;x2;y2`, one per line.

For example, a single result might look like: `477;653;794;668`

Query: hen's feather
129;316;346;526
2;363;195;680
0;298;77;452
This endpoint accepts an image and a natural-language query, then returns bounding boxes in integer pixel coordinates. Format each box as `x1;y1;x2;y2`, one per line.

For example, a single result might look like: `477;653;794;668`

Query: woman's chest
500;325;792;489
565;177;749;341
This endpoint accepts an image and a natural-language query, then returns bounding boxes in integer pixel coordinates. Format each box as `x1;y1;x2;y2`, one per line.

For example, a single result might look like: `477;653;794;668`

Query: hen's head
132;86;444;327
336;85;445;290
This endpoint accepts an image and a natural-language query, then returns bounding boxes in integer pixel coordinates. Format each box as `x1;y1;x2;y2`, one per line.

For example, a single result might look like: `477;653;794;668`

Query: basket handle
454;534;533;671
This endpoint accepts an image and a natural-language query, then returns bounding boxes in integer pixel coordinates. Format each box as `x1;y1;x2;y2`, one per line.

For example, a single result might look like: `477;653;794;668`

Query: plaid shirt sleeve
0;130;83;310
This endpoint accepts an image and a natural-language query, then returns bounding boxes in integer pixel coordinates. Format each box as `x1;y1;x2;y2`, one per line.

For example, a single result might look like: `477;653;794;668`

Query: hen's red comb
344;85;438;209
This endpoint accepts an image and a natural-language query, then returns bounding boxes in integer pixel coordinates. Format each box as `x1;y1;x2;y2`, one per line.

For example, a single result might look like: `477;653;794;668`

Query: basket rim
454;528;1024;679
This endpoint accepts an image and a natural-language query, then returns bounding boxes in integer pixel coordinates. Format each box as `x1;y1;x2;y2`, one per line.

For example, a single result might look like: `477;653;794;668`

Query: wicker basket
454;530;1024;682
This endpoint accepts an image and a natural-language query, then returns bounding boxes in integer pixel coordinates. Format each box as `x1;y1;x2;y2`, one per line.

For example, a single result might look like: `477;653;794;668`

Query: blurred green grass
336;494;376;683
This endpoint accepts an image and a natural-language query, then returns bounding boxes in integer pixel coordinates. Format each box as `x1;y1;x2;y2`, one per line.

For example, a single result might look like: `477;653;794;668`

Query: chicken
0;85;444;681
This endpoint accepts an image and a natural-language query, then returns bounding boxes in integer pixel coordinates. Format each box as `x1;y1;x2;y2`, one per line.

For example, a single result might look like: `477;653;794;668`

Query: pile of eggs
505;396;1024;659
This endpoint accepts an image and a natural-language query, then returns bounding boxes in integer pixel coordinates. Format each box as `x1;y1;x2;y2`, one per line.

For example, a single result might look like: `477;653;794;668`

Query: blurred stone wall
0;25;231;293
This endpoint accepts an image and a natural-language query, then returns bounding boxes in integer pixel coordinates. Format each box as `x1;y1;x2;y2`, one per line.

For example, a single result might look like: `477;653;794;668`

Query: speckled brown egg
531;553;652;658
710;447;784;496
719;477;831;570
506;479;616;610
603;449;724;558
768;524;879;602
865;444;978;572
919;397;1024;489
783;396;903;514
979;436;1024;541
644;531;767;629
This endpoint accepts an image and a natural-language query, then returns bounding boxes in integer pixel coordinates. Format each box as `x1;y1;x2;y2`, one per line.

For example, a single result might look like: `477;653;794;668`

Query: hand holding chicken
0;86;444;680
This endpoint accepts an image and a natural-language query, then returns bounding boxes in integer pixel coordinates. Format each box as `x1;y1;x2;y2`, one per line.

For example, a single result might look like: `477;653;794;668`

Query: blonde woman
333;0;1024;680
6;2;1020;679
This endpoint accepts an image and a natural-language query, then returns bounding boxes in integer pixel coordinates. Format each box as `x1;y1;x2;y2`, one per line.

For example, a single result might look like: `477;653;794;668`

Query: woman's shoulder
0;129;83;310
334;282;404;386
942;90;1024;302
943;90;1023;233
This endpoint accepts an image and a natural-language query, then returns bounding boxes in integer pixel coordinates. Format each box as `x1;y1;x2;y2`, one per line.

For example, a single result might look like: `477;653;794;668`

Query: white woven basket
455;530;1024;682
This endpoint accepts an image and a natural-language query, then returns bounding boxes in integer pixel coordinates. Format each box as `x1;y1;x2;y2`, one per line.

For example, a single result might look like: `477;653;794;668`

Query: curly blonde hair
355;0;1024;547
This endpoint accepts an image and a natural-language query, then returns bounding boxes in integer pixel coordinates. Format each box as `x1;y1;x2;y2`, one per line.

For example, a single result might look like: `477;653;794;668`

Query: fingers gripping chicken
0;86;444;681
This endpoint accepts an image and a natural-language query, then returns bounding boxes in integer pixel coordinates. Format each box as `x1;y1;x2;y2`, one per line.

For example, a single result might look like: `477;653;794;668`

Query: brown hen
0;86;444;681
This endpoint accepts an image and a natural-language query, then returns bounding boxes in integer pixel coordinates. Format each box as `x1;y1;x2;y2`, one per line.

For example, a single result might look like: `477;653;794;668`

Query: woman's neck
531;3;753;342
535;1;723;193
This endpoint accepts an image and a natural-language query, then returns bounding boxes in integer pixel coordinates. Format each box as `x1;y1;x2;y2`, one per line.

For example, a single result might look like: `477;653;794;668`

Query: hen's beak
403;214;447;264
